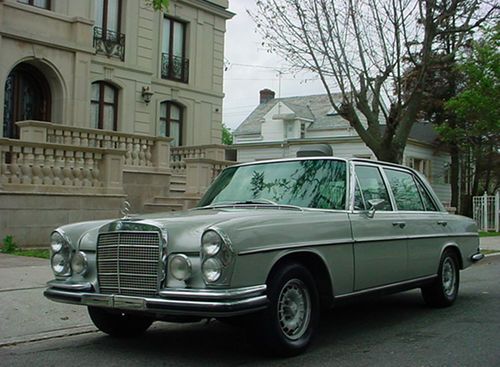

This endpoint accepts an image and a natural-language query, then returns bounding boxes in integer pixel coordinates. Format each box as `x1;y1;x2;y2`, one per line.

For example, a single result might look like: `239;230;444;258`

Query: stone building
0;0;234;245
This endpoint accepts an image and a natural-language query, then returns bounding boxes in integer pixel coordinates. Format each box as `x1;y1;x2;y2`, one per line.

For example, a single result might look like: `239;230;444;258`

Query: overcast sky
222;2;326;131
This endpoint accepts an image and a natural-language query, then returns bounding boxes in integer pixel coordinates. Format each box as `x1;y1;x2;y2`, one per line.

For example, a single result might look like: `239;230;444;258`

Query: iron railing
93;27;125;61
161;53;189;83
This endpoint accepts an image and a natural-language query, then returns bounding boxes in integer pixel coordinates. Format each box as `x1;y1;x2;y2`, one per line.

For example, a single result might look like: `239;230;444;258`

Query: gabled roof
233;93;348;136
233;93;441;146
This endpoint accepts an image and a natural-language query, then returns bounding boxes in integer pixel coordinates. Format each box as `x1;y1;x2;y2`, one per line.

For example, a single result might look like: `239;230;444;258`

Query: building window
18;0;51;9
91;82;118;131
161;17;189;83
93;0;125;61
407;157;432;182
160;101;183;147
3;63;51;139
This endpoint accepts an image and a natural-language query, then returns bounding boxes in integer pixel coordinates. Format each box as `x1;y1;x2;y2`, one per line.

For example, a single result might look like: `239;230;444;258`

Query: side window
415;179;438;211
384;169;424;211
354;165;392;211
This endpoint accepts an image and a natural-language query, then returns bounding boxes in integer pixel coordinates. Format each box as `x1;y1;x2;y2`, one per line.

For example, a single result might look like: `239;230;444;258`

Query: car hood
69;207;349;254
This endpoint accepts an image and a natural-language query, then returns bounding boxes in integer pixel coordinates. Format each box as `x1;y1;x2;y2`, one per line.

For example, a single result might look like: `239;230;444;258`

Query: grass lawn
10;249;50;259
479;231;500;237
481;249;500;255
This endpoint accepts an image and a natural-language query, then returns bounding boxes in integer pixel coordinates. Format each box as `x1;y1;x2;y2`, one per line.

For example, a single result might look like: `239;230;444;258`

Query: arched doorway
3;63;51;139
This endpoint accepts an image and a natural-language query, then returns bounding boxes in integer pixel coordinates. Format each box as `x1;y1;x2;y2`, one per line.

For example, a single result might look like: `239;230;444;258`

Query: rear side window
415;178;438;211
354;165;392;211
384;169;424;211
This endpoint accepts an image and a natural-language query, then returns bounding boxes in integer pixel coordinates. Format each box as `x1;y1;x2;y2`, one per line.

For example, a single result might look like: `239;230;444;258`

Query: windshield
198;159;347;210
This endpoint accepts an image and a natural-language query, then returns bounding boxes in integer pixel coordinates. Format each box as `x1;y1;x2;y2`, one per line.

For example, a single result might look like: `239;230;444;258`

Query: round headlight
202;258;223;283
71;251;88;275
51;252;70;275
202;230;223;256
50;232;66;253
170;254;192;281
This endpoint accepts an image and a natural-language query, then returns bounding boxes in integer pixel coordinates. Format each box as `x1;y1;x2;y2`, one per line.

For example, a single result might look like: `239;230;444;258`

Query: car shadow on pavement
77;289;459;363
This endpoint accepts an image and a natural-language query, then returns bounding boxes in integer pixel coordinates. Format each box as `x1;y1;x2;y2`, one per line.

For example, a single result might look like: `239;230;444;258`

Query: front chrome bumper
44;281;268;317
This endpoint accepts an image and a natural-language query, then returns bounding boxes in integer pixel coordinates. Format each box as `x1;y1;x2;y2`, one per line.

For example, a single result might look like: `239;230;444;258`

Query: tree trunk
450;143;460;209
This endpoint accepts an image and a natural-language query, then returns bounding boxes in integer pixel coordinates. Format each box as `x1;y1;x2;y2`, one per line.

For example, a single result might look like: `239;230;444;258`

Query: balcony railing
161;53;189;83
93;27;125;61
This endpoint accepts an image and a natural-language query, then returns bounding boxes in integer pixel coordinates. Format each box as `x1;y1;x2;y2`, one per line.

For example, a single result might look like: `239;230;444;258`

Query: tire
88;306;153;337
250;262;319;357
421;249;460;308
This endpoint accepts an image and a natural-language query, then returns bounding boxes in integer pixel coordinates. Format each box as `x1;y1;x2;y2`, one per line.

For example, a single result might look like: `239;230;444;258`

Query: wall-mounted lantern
141;86;154;105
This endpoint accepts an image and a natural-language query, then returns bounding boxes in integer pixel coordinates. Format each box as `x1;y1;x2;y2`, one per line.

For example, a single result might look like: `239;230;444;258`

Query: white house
233;89;452;205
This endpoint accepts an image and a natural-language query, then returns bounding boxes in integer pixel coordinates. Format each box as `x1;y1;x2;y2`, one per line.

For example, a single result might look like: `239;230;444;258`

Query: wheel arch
266;249;335;310
440;243;464;270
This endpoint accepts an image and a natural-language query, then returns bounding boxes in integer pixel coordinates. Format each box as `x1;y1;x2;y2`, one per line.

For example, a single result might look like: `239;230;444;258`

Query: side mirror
366;199;386;218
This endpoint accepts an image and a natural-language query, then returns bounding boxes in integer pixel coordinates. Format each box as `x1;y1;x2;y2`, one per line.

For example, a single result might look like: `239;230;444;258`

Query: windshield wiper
196;199;303;211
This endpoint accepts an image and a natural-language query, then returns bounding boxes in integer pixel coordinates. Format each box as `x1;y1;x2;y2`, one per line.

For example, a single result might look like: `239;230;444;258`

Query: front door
350;164;408;290
3;63;51;139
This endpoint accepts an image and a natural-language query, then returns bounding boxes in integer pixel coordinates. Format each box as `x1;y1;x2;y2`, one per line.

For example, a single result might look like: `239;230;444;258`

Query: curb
0;325;98;348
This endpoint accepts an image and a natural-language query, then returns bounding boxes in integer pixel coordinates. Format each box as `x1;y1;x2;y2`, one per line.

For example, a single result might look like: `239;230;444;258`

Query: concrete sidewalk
0;253;95;347
479;236;500;251
0;236;499;347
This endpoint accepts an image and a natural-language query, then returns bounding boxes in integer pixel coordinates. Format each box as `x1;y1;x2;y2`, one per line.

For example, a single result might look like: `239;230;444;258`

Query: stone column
100;149;126;194
185;158;213;196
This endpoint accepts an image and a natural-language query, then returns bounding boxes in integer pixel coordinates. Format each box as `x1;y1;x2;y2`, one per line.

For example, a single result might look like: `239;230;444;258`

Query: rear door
382;168;448;278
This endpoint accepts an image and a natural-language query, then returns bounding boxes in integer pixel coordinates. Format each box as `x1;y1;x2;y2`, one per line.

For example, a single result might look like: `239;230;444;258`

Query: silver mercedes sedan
44;157;483;356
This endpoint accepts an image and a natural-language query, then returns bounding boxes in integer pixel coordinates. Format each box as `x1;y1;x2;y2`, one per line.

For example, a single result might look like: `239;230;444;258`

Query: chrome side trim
238;239;353;256
46;280;93;291
353;236;408;244
335;275;437;299
471;253;485;262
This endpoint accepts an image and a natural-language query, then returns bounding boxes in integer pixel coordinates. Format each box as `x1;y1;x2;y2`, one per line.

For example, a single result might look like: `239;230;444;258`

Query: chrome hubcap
442;257;456;297
277;279;311;340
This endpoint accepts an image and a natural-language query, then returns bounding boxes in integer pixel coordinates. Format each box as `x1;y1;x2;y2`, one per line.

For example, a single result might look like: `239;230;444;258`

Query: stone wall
0;192;124;247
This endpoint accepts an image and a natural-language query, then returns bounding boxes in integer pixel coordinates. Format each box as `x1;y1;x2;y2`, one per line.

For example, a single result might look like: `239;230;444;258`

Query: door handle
437;221;448;227
392;221;406;228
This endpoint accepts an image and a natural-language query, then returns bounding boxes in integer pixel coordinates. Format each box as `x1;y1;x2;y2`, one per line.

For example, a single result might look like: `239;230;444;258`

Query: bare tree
251;0;498;163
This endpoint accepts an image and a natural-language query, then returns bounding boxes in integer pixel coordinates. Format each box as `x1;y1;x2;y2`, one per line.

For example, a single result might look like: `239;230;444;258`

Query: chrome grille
97;231;161;297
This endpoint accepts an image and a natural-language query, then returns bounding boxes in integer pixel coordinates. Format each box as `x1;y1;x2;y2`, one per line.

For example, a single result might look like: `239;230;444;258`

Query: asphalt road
1;256;499;367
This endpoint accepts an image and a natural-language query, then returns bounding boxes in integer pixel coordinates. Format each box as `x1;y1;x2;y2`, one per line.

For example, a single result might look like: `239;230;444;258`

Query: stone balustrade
17;121;172;172
0;138;125;194
171;144;227;175
6;121;235;199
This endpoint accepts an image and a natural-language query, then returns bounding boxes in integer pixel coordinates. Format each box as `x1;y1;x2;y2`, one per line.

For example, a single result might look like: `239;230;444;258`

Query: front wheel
421;249;460;308
88;306;153;337
250;262;319;357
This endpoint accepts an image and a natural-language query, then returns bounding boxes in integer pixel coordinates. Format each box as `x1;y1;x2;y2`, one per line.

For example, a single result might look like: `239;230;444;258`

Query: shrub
1;235;18;253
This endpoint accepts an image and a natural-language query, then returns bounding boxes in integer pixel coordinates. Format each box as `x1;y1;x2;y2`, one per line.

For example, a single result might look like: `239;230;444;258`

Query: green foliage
147;0;169;11
444;26;500;140
0;235;50;259
222;124;233;145
1;235;18;253
479;231;500;238
14;249;50;259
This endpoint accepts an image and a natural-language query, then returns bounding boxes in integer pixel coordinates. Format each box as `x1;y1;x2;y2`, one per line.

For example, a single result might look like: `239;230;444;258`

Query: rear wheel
421;249;460;308
250;262;319;357
88;306;153;337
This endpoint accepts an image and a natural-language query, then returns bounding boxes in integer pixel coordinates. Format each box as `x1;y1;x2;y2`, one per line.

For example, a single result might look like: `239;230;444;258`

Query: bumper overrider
44;281;269;318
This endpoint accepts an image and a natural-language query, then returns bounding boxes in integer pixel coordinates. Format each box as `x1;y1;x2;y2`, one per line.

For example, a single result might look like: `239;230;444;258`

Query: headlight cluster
50;231;87;277
200;229;234;285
